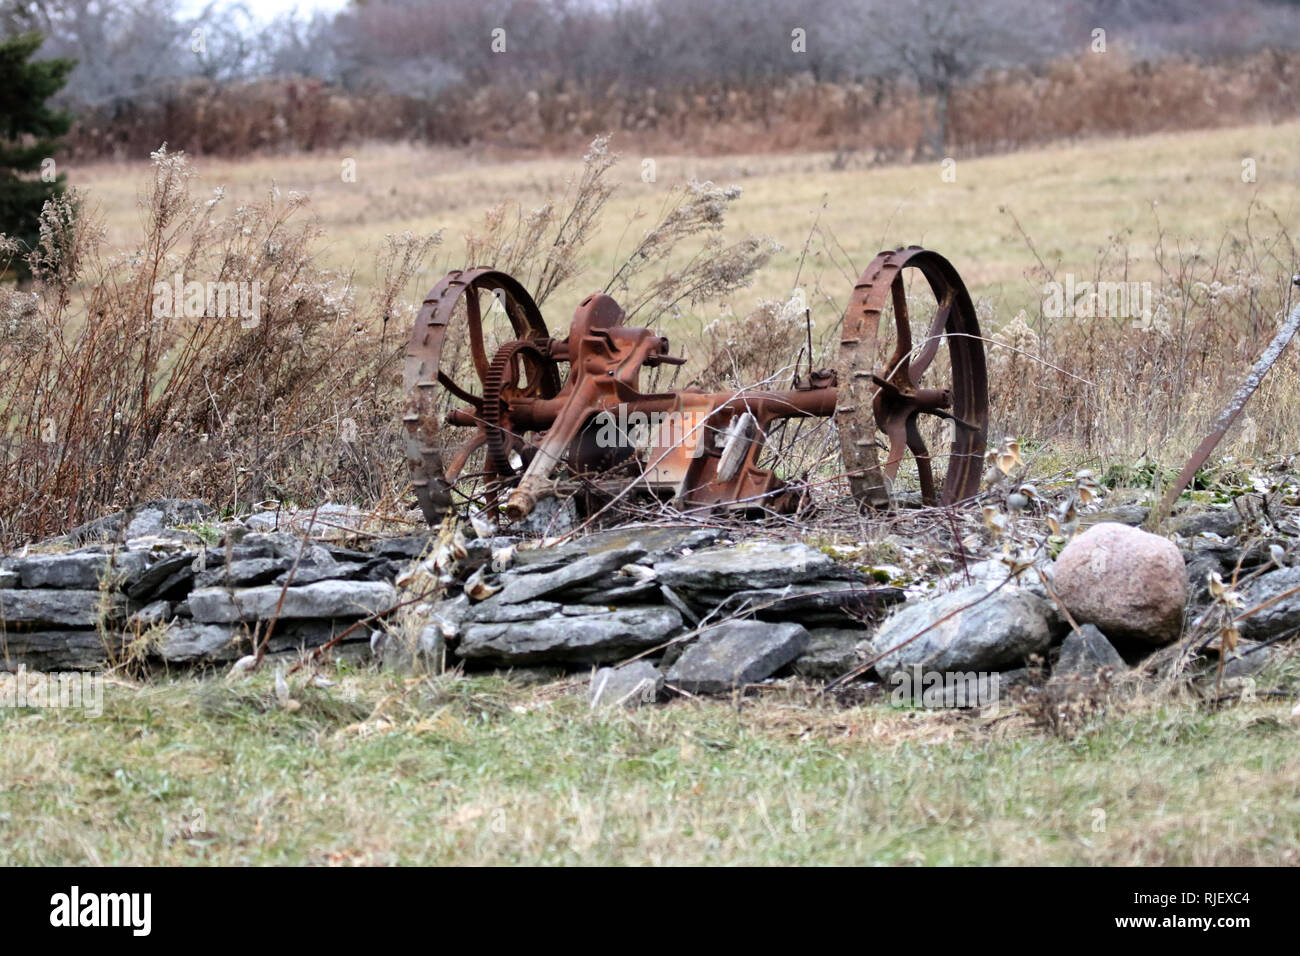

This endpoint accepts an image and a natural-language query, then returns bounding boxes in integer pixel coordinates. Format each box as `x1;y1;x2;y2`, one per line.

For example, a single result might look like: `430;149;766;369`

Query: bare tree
189;2;262;85
258;10;337;79
5;0;1295;124
859;0;1067;156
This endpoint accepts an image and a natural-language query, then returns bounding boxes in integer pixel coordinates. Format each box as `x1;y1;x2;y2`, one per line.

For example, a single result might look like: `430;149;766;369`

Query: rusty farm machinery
401;245;990;528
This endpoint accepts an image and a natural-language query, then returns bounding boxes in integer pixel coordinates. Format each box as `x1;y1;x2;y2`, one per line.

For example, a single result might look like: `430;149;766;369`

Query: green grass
2;662;1298;865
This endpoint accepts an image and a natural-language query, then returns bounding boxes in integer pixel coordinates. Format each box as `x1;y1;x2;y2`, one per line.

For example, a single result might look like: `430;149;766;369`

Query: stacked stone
8;496;1300;707
400;526;904;696
0;531;403;670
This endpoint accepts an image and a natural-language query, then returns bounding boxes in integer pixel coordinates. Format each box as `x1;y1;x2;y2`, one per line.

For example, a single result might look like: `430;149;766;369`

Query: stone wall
4;496;1298;705
0;506;903;684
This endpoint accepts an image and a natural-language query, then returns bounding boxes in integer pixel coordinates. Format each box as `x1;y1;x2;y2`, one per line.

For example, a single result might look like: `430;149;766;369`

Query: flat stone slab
371;535;434;559
1238;565;1300;642
666;620;809;694
158;623;243;662
1080;503;1149;528
1053;624;1127;679
1170;506;1245;539
1222;642;1273;680
244;503;370;537
231;533;339;567
0;630;126;671
589;661;663;708
464;599;564;624
700;581;905;620
457;605;682;665
275;561;373;586
126;551;197;600
0;589;126;628
127;599;171;628
194;557;292;589
159;619;367;663
570;580;661;605
14;550;151;590
869;583;1055;680
512;525;721;571
187;580;397;623
490;545;647;605
63;498;212;545
654;541;835;591
792;627;871;680
263;620;370;655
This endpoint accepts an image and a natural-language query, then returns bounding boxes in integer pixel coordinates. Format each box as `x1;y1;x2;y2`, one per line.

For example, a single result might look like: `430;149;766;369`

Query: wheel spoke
921;406;980;432
888;275;912;379
870;373;902;396
465;288;490;381
882;419;908;484
905;416;936;505
437;371;483;408
910;296;953;382
444;433;486;483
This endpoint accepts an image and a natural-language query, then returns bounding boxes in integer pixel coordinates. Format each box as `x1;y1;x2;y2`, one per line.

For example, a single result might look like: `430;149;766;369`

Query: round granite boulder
1052;522;1187;644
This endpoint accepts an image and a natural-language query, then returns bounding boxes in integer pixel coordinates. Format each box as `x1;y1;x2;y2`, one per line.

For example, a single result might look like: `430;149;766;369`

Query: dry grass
67;117;1300;313
3;122;1299;866
0;148;433;542
987;205;1300;467
0;135;785;545
4;119;1299;544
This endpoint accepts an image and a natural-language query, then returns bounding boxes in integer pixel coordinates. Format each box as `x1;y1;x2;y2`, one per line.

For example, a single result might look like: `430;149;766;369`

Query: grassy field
4;123;1297;866
2;662;1299;866
44;118;1300;516
69;120;1300;324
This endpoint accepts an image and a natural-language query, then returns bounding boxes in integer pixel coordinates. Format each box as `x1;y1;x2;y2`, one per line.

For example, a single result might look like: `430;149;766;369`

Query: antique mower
401;246;989;527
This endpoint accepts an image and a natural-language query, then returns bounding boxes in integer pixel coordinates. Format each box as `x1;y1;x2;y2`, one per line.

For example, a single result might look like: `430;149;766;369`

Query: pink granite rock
1052;522;1187;645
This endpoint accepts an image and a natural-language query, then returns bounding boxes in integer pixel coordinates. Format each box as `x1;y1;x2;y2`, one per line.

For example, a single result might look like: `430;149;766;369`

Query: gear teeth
481;341;545;476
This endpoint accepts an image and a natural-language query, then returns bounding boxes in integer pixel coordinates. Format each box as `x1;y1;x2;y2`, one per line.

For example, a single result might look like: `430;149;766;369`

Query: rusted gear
479;339;549;476
402;268;559;524
836;246;989;508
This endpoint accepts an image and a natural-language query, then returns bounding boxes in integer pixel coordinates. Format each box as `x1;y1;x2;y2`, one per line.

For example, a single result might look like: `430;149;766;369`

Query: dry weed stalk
0;146;438;545
464;135;618;306
988;204;1300;470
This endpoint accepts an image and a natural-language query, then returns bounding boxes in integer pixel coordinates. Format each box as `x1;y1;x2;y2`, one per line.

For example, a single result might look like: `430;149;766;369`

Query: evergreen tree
0;32;75;274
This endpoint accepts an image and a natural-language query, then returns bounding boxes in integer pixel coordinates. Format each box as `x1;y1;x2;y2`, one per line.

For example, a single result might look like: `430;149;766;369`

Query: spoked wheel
403;268;562;524
836;246;989;508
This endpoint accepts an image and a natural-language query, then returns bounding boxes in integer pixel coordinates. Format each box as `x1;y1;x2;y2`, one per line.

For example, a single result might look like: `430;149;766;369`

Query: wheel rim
836;246;989;508
402;268;561;524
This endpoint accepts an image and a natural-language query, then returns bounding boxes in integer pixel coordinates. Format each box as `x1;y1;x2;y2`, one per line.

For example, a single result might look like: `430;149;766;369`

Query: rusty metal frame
402;247;990;526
